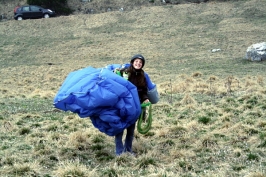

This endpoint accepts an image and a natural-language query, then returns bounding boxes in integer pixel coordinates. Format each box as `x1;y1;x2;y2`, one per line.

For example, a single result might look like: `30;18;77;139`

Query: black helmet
130;54;145;68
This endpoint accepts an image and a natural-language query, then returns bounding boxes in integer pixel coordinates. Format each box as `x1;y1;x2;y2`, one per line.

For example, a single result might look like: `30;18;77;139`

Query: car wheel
44;14;50;18
17;16;23;20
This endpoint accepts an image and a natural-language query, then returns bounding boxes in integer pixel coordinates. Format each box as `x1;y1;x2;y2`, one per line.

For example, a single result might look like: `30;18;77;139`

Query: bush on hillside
27;0;73;15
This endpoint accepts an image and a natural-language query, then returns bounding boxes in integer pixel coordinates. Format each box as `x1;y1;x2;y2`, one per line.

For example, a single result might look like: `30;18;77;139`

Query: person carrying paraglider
114;54;150;156
54;53;159;156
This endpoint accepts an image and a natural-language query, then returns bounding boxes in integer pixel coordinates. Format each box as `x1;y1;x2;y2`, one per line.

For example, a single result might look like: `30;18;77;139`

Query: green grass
1;0;266;176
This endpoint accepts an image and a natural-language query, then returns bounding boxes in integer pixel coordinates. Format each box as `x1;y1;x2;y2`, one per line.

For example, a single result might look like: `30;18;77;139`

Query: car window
17;7;21;12
30;6;41;12
22;6;30;12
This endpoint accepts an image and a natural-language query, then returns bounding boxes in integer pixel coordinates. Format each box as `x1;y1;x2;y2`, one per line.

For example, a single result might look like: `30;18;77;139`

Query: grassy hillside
1;0;266;176
0;0;186;20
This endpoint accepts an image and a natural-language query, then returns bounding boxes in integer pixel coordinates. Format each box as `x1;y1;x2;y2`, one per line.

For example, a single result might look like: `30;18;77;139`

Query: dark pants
115;122;136;155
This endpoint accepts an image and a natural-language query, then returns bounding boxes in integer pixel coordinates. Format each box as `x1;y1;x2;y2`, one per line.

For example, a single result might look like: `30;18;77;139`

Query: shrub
247;153;259;161
198;116;211;124
137;157;157;169
26;0;73;15
19;127;31;135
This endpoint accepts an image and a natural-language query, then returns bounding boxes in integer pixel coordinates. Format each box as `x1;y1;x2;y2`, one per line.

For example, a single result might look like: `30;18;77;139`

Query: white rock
245;42;266;61
211;49;221;53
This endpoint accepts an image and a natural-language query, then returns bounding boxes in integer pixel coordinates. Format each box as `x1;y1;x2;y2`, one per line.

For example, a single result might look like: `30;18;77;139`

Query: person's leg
115;131;124;155
124;123;136;153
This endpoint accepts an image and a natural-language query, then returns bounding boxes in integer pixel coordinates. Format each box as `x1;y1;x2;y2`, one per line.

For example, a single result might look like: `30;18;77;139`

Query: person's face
132;59;143;70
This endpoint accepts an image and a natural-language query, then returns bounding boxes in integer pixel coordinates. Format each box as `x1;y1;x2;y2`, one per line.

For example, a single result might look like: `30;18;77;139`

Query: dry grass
1;0;266;176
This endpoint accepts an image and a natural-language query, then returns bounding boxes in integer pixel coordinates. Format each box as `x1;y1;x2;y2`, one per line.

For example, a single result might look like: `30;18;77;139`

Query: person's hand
141;99;151;108
143;99;150;103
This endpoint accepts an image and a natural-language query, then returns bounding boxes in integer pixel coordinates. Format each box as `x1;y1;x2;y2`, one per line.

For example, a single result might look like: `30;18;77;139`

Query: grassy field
1;0;266;176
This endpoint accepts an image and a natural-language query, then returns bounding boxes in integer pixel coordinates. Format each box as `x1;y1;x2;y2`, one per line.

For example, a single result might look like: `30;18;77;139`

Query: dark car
14;5;56;20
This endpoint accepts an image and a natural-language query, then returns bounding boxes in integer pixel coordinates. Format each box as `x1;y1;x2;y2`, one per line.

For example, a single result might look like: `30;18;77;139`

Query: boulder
245;42;266;61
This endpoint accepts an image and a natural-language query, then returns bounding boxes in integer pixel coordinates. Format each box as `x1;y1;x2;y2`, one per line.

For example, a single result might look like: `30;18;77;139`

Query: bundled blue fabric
54;66;141;136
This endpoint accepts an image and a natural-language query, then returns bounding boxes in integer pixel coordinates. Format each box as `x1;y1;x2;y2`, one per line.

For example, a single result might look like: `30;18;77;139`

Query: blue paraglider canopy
54;64;159;136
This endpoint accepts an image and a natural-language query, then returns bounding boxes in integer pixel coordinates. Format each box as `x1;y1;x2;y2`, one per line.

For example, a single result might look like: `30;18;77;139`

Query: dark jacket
120;67;148;103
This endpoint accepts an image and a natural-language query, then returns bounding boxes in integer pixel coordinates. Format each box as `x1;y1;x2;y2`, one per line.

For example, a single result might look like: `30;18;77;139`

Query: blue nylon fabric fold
54;66;141;136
